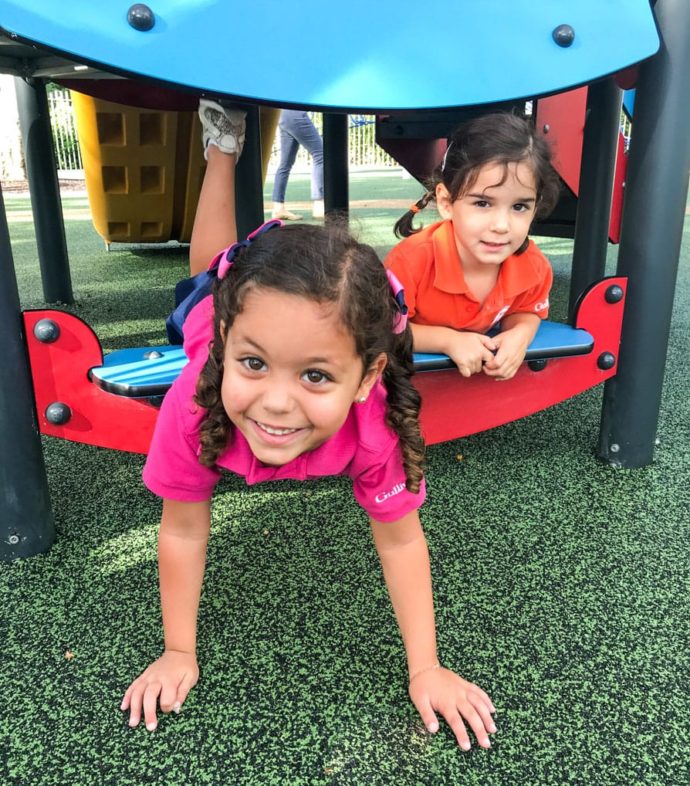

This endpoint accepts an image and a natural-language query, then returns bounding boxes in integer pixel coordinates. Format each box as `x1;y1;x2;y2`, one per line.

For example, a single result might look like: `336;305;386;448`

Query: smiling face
220;287;385;466
436;160;538;273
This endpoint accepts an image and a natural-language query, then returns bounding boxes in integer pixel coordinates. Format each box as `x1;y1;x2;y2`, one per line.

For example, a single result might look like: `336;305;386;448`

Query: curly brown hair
194;222;425;493
394;111;561;248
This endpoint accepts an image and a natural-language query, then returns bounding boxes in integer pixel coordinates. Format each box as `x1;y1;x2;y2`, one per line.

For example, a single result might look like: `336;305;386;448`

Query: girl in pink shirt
121;101;497;751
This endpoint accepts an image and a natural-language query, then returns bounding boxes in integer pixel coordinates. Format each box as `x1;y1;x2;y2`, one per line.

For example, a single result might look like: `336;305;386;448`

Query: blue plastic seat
89;320;594;398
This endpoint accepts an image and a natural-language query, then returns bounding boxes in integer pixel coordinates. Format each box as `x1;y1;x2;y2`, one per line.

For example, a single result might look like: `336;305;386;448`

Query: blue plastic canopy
0;0;659;110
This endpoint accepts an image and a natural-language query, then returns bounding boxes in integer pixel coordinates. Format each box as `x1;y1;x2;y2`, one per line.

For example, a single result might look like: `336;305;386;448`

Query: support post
0;182;55;561
235;104;264;238
568;78;622;320
599;0;690;467
323;113;349;216
14;77;73;305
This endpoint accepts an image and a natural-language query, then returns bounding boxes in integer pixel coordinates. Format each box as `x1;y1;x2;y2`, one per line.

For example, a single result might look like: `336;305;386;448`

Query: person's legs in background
271;117;302;220
282;111;325;219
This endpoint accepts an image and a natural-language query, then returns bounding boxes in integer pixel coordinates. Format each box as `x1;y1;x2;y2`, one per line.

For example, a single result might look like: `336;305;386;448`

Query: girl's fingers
470;693;497;735
126;684;145;727
159;680;178;714
120;684;133;711
142;684;162;732
412;693;440;734
459;703;492;749
470;684;496;715
175;672;196;712
443;709;472;751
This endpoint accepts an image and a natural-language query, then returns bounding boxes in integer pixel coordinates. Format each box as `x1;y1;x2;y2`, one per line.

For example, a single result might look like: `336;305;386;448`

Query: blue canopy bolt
552;24;575;48
127;4;156;31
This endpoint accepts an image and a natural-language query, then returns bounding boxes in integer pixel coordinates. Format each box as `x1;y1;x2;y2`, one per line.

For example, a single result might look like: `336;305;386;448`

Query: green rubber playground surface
2;174;689;786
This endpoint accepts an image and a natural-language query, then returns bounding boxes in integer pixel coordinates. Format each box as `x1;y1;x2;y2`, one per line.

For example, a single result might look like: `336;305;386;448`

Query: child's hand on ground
408;666;496;751
447;332;497;378
121;649;199;731
482;326;531;380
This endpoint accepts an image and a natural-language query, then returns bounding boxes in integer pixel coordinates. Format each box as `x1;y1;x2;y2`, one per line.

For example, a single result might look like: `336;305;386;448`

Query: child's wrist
163;645;197;658
408;661;441;683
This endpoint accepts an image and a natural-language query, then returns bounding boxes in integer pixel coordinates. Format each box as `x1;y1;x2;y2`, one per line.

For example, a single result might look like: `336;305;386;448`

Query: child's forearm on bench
500;312;541;342
411;323;464;355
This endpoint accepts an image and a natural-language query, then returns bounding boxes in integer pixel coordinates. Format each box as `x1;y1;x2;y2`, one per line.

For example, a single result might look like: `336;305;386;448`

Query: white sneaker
198;99;246;160
312;199;325;219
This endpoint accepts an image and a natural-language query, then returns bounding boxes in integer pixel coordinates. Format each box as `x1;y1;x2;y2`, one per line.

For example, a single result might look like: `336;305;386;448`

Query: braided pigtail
393;190;435;238
382;326;425;494
195;282;233;467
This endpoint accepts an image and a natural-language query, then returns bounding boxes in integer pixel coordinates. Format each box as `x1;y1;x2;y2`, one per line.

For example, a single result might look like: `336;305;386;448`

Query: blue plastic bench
89;320;594;399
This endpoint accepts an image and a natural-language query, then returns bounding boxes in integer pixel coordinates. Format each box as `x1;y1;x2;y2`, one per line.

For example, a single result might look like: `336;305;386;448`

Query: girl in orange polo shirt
386;113;561;380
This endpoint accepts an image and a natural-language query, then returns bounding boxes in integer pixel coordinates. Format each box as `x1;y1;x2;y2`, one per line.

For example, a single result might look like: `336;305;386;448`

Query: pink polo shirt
143;296;425;523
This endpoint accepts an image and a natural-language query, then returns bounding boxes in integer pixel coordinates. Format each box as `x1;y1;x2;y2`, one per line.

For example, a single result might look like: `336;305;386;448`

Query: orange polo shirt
385;220;552;333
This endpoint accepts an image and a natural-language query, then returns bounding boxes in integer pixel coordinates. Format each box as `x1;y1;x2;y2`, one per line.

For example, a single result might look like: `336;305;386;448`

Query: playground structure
1;0;689;560
69;91;281;246
21;276;626;453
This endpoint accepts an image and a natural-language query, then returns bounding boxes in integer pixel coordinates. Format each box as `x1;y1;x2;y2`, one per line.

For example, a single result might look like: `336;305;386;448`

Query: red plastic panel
23;276;625;453
536;87;587;196
537;88;626;243
414;277;627;445
23;310;157;453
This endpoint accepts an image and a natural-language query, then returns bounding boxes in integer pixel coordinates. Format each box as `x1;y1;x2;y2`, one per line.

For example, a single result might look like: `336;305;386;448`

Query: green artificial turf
1;177;689;786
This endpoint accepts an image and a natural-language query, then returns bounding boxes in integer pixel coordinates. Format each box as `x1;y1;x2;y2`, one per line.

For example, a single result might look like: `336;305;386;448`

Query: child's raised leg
189;100;246;275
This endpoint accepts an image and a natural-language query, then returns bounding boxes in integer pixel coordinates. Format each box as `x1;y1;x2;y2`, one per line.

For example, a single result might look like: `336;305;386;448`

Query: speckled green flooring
2;177;689;786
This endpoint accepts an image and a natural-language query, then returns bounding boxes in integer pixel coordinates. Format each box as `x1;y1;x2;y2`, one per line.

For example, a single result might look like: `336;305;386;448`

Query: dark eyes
240;358;331;385
472;200;530;212
303;369;331;385
242;357;266;372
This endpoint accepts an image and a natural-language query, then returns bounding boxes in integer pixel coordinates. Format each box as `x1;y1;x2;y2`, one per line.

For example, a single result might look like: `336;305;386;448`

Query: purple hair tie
386;270;409;334
216;219;284;279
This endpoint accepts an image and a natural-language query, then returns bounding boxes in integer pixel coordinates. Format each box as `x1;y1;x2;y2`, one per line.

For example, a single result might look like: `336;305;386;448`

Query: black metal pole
568;78;622;320
0;182;55;561
14;77;73;305
598;0;690;467
323;113;349;216
234;104;264;239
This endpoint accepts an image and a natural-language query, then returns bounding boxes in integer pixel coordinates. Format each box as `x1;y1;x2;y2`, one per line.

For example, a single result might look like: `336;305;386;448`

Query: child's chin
250;435;309;466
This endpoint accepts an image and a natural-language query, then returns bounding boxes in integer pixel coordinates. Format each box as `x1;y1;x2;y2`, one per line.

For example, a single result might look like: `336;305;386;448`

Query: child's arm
370;511;496;750
189;144;238;275
482;312;541;381
121;497;211;731
410;323;497;378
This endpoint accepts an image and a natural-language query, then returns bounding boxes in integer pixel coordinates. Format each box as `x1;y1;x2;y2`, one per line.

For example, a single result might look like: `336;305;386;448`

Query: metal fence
47;87;83;172
267;112;398;172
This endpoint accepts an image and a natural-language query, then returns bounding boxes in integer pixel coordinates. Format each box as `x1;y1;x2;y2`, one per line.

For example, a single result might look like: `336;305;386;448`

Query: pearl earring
356;396;367;404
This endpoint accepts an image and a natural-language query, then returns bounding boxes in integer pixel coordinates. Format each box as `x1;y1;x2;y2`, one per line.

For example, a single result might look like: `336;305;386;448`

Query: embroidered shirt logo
535;298;550;312
489;305;510;328
375;482;406;504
